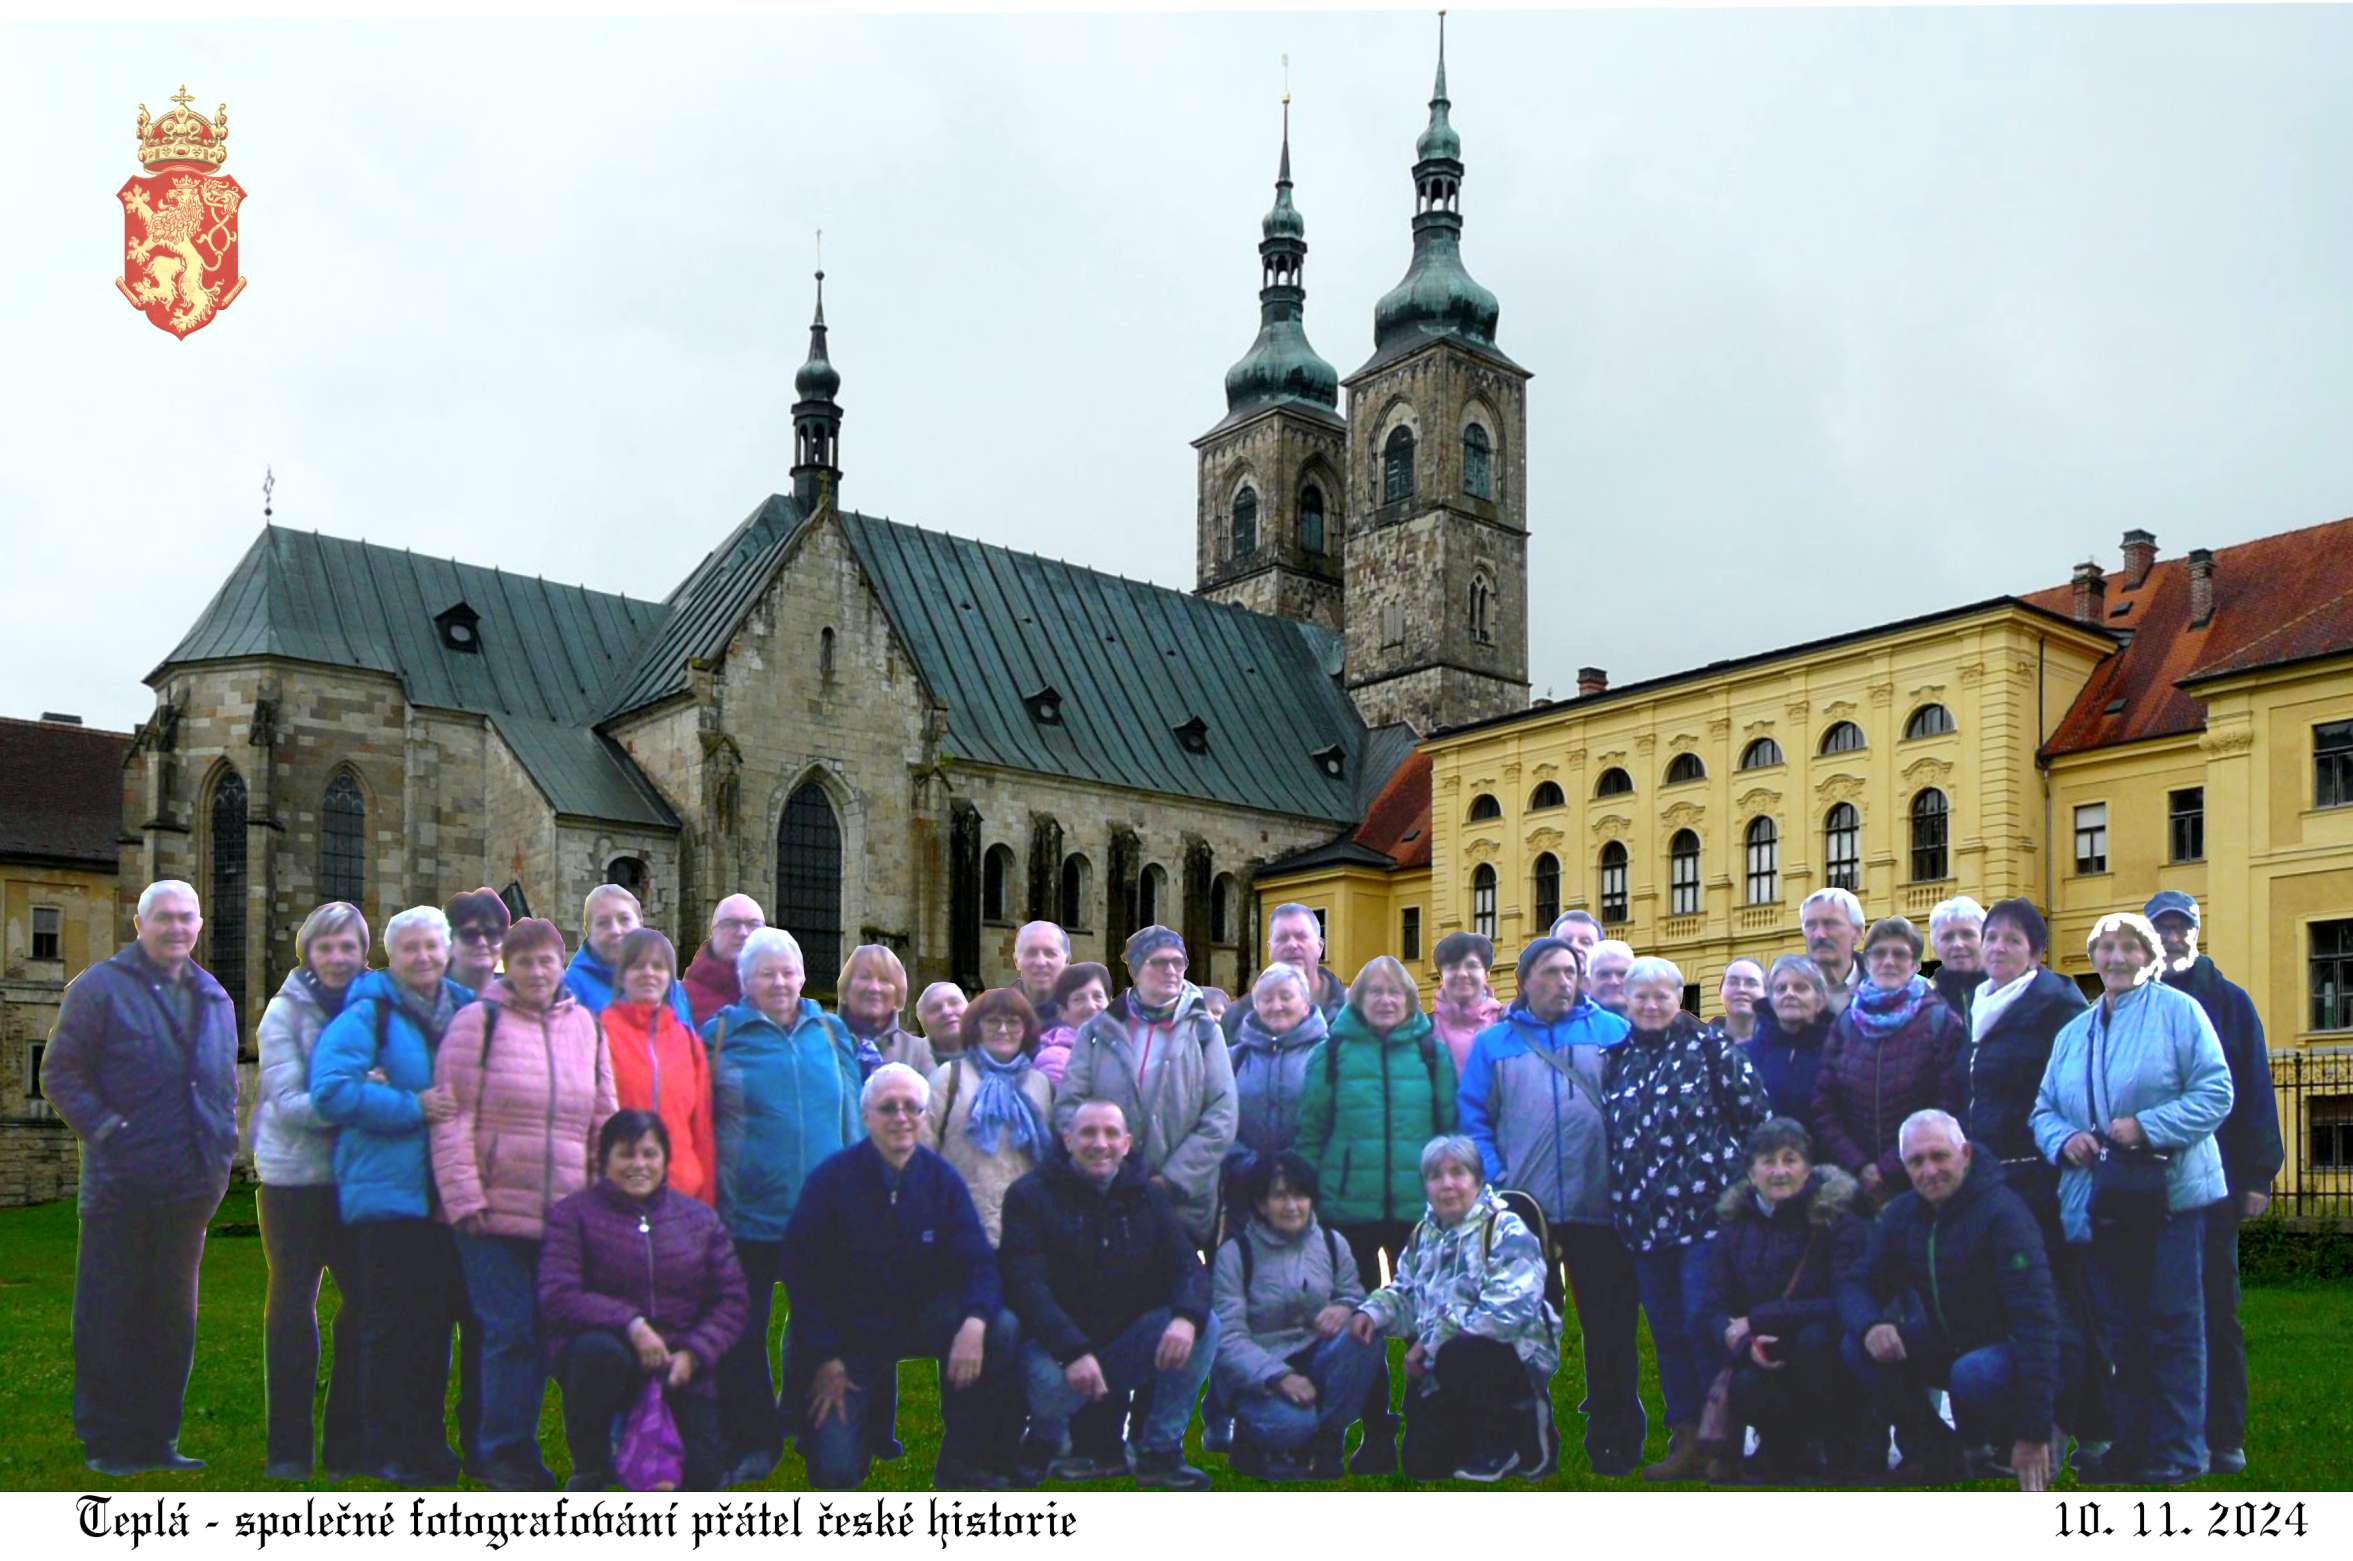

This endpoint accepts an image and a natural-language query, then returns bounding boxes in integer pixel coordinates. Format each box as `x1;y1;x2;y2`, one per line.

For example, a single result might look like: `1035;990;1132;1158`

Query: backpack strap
939;1056;966;1136
1231;1232;1253;1290
1418;1031;1441;1133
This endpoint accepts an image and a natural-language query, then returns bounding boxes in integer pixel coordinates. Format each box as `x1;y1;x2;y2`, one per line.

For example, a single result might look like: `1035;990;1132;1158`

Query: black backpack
1227;1221;1352;1290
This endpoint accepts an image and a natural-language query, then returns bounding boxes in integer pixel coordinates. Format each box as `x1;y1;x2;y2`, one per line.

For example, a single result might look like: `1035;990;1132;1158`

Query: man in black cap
2144;889;2283;1478
443;887;511;998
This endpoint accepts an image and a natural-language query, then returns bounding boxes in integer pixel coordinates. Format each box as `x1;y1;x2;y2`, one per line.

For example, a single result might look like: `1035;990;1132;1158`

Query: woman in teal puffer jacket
1291;955;1457;1474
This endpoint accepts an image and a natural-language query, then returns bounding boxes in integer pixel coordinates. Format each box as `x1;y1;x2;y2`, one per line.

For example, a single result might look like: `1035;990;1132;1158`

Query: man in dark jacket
1221;904;1345;1044
41;880;239;1476
1000;1098;1219;1490
1840;1110;2063;1490
2146;890;2284;1478
780;1063;1022;1490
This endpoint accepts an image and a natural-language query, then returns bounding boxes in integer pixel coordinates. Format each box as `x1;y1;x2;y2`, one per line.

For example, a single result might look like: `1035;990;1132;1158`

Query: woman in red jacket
603;930;717;1206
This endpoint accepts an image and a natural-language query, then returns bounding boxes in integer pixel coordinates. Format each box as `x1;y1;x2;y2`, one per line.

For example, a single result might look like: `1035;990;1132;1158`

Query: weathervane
262;465;274;520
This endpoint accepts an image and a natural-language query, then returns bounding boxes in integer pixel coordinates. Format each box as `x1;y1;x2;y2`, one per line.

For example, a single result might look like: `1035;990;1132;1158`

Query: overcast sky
7;6;2352;735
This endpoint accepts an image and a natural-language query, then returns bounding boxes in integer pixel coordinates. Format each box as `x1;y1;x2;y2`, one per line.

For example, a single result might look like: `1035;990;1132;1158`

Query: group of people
43;872;2279;1492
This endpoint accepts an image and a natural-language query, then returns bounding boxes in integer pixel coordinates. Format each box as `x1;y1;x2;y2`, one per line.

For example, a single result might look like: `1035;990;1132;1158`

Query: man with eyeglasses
444;888;511;997
780;1063;1022;1490
684;894;767;1029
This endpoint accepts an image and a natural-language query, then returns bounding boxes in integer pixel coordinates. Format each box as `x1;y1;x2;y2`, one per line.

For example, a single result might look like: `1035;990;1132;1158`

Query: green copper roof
603;493;809;719
155;526;678;828
794;272;841;401
1213;105;1341;435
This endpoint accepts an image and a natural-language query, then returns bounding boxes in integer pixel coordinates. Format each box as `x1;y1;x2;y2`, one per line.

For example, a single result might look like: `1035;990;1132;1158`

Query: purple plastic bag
616;1376;685;1491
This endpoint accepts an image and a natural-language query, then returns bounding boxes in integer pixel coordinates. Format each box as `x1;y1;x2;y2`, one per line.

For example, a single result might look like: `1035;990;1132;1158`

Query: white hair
1419;1134;1484;1181
1590;939;1636;967
1624;954;1684;991
1800;887;1866;930
384;905;452;948
136;879;199;919
1015;920;1071;956
1267;902;1323;948
860;1061;931;1112
1928;895;1987;936
1897;1108;1966;1153
736;926;806;991
1252;961;1312;1003
2086;912;2164;985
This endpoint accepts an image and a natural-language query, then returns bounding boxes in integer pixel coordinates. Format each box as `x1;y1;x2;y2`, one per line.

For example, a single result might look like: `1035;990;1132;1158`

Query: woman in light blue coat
2032;911;2232;1486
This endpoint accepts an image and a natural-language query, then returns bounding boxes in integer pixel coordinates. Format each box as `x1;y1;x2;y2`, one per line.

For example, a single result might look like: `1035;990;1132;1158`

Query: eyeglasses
455;927;504;945
1142;955;1188;973
869;1099;924;1118
714;918;764;935
979;1016;1026;1031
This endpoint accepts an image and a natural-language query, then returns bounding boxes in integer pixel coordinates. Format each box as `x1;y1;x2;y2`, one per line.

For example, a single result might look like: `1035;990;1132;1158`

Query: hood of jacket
1627;1008;1705;1048
1750;1004;1831;1053
1230;1003;1328;1058
1714;1163;1860;1228
1503;994;1626;1048
344;968;474;1018
1045;1146;1152;1202
477;974;579;1021
712;994;833;1040
1327;1000;1435;1051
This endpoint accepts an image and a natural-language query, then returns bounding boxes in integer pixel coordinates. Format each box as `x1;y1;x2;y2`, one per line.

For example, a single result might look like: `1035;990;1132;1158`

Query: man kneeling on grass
1000;1099;1219;1490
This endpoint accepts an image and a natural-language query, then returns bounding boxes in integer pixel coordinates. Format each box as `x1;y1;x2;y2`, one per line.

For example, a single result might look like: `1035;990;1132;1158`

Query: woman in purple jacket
1813;917;1967;1213
539;1111;749;1490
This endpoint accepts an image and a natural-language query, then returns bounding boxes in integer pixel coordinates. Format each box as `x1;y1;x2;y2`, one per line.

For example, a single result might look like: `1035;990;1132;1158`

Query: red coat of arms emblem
116;86;247;339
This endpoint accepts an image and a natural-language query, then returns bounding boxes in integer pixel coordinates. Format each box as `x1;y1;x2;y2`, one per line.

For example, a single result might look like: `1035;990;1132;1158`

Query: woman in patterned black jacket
1603;956;1769;1482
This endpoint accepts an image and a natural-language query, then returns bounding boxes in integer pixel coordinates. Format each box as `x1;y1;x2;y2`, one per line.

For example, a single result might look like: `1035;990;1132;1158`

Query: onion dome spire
791;250;843;508
1221;83;1340;421
1369;12;1503;358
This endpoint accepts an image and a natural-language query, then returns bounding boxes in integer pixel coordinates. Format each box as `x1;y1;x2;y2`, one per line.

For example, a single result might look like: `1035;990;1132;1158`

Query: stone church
118;42;1533;1033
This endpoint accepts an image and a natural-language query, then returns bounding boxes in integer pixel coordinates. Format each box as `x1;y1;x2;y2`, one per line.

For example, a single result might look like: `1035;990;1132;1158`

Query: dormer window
1174;715;1210;755
436;601;481;653
1024;685;1065;726
1311;743;1345;780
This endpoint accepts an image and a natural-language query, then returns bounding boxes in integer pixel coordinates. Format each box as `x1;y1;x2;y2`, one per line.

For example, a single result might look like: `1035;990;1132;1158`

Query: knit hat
1432;930;1495;971
2142;890;2201;930
1515;936;1583;986
1122;924;1186;969
446;886;511;937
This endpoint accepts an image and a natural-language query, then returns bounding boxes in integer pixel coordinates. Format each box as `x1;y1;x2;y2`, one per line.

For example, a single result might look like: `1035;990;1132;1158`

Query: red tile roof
2027;515;2353;757
0;718;131;869
1353;748;1432;869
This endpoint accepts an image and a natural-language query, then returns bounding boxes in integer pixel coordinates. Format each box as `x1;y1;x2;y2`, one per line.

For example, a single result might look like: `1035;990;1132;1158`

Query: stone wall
1194;408;1347;634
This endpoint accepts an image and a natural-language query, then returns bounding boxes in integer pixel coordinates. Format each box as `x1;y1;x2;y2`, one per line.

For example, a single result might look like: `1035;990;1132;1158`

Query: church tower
1341;24;1531;734
791;270;843;510
1193;96;1347;634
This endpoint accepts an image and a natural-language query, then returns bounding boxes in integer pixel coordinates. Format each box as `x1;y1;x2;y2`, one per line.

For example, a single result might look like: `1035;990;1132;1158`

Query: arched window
1383;426;1416;503
1910;789;1950;883
1059;853;1091;930
1467;792;1502;822
320;770;366;905
1739;737;1784;770
1139;863;1167;928
1470;863;1497;939
982;843;1015;922
1744;817;1779;905
1211;874;1238;943
1670;829;1701;916
1664;752;1706;786
1300;483;1326;555
1595;767;1634;798
1819;721;1867;756
1463;422;1493;499
1824;803;1861;891
1598;842;1629;925
606;856;648;895
1470;576;1492;643
1528;780;1564;810
1904;703;1955;740
1532;853;1561;930
208;768;247;1022
819;626;836;678
777;781;843;979
1232;486;1259;557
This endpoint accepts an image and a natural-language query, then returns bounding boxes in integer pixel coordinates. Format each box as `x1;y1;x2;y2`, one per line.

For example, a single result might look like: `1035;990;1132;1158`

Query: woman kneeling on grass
1348;1135;1562;1483
539;1110;748;1491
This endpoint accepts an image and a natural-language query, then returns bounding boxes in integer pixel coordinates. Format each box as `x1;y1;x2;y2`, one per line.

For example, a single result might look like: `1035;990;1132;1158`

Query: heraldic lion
123;175;239;334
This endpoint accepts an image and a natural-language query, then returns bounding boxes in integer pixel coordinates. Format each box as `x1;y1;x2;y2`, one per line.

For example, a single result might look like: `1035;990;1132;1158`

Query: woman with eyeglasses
1812;916;1966;1212
921;988;1054;1246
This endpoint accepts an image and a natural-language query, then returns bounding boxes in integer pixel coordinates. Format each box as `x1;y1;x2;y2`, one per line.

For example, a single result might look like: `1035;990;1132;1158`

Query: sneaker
1260;1450;1314;1481
1046;1451;1132;1482
477;1456;555;1492
263;1459;311;1482
85;1455;156;1478
2210;1447;2247;1476
1968;1443;2014;1480
1133;1449;1212;1491
1202;1418;1234;1453
1226;1441;1267;1479
934;1463;1011;1492
1452;1446;1521;1483
2069;1440;2114;1482
1348;1434;1400;1477
1587;1444;1639;1478
1519;1424;1561;1482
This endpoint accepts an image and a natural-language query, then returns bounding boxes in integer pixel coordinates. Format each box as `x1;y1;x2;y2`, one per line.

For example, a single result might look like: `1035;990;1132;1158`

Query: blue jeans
2090;1209;2207;1478
797;1301;1023;1489
1025;1308;1222;1457
1841;1334;2037;1457
452;1233;550;1474
1632;1240;1710;1428
1231;1332;1388;1454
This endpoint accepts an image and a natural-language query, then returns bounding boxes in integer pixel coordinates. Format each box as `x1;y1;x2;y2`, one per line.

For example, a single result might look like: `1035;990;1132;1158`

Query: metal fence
2266;1046;2353;1219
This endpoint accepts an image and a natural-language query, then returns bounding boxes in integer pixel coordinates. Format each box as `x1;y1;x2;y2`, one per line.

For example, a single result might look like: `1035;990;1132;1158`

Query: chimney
2121;528;2157;589
2188;547;2215;627
38;712;82;725
1577;667;1608;697
2071;561;2107;624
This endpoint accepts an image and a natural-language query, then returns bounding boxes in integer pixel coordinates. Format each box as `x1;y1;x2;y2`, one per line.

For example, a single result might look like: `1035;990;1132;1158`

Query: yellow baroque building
1261;519;2353;1211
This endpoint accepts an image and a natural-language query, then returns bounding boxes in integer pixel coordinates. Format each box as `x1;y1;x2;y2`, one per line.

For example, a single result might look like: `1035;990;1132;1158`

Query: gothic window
1528;781;1564;810
1380;601;1406;649
1598;842;1629;925
1211;875;1239;943
1383;426;1416;504
1300;484;1326;554
1824;803;1861;891
208;768;247;1021
1670;829;1702;915
1664;752;1706;786
1139;863;1167;929
1819;721;1867;756
1595;767;1634;798
1463;422;1493;499
320;771;366;905
1532;853;1561;930
819;626;836;679
1232;486;1259;557
1467;792;1502;822
1744;817;1779;905
1739;737;1784;770
1059;853;1091;930
1470;576;1493;644
1910;789;1949;883
777;782;843;979
1903;703;1955;740
1470;864;1497;939
983;843;1015;923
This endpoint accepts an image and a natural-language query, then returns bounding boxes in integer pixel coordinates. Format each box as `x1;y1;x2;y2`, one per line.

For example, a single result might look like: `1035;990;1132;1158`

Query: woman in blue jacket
701;927;863;1487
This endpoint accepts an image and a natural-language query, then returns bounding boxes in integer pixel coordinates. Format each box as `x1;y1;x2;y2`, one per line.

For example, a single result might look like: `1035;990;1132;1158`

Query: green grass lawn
2;1189;2346;1492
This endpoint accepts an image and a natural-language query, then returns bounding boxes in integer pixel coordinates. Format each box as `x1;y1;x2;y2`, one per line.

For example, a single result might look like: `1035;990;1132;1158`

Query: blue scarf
1848;973;1934;1042
298;968;350;1021
961;1050;1049;1159
1126;989;1179;1025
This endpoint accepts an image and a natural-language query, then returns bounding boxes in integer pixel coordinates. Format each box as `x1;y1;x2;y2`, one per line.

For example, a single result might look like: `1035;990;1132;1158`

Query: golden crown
135;86;228;171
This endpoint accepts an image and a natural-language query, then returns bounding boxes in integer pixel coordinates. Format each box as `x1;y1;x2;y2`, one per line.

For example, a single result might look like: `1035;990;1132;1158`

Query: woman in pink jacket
431;917;617;1491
